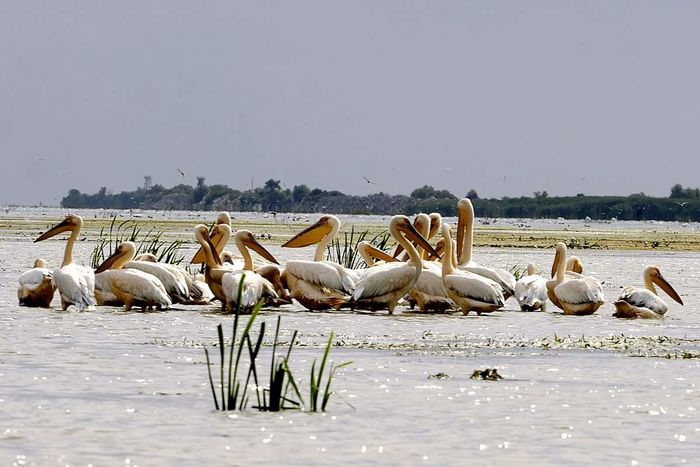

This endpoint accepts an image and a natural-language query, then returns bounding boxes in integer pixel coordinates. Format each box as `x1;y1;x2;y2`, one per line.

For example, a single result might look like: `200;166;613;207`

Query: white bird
17;258;55;308
133;252;204;303
546;242;605;315
34;215;96;310
193;224;230;310
514;263;548;311
220;230;278;312
281;215;357;310
351;215;441;313
95;242;172;311
613;266;683;319
124;260;190;304
440;223;505;315
456;198;516;300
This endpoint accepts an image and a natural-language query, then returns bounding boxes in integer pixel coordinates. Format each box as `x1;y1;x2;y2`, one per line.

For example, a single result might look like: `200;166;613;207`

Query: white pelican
194;224;230;309
613;266;683;319
407;214;453;312
17;258;56;308
191;212;232;265
546;242;605;315
456;198;516;300
132;252;204;303
351;215;441;313
440;223;505;315
34;215;96;311
514;263;548;311
124;260;190;304
281;215;356;310
95;242;172;311
220;229;278;312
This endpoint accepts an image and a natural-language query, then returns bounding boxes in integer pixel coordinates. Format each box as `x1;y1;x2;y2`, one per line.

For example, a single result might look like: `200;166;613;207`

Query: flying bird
178;168;185;177
676;201;689;207
362;175;376;185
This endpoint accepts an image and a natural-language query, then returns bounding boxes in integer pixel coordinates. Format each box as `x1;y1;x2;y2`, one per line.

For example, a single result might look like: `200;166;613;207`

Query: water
1;210;698;465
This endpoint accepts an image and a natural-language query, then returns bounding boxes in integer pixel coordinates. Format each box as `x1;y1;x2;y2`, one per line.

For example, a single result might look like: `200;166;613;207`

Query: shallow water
1;210;698;466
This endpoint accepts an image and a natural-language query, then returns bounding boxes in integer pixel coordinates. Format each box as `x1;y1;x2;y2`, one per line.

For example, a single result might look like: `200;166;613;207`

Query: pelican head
216;211;232;226
95;241;137;273
221;250;234;264
33;258;47;268
34;214;83;242
235;230;280;265
645;266;683;305
456;198;474;261
194;224;223;266
282;215;339;248
566;256;583;274
428;213;442;240
390;215;440;260
134;253;158;262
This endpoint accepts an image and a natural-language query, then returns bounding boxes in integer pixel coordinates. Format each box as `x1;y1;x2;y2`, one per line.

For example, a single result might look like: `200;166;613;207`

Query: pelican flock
17;199;684;319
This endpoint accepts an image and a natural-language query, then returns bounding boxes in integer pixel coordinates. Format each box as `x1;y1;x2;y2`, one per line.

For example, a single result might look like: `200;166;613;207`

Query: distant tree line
61;180;700;221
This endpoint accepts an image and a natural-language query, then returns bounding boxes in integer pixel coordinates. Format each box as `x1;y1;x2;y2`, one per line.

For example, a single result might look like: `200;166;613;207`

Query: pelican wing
18;268;53;289
554;277;605;305
352;263;418;301
414;268;450;298
125;261;189;302
618;286;668;315
285;260;356;293
444;272;504;305
53;264;96;310
109;269;171;306
459;265;515;295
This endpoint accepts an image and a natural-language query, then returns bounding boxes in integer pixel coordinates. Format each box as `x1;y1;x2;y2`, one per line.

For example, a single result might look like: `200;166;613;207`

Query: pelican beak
392;243;405;259
206;232;222;266
551;248;562;278
282;217;333;248
244;235;280;265
434;238;447;259
653;272;683;305
191;224;226;264
366;244;396;263
399;221;440;260
428;216;441;240
456;208;468;261
95;249;122;274
34;218;73;242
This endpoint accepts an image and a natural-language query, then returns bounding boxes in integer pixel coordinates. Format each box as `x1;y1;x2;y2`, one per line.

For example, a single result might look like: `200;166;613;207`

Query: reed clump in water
204;275;351;412
90;215;185;268
326;226;391;269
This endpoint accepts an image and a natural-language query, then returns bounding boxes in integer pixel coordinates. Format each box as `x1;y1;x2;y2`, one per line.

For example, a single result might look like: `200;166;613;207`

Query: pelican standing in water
95;242;172;311
194;224;230;310
613;266;683;319
281;215;357;310
351;215;440;313
514;263;548;311
17;258;56;307
220;229;279;312
34;215;96;310
547;242;605;315
440;223;505;315
456;198;516;300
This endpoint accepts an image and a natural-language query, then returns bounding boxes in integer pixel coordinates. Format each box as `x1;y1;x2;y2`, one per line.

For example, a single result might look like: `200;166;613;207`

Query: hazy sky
2;1;700;205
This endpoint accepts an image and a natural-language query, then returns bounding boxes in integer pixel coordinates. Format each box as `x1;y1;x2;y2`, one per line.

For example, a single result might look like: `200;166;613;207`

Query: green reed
326;226;391;269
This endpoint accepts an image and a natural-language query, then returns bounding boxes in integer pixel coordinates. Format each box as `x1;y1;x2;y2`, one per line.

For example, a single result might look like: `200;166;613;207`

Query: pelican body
282;215;356;310
351;215;441;313
456;198;516;300
613;266;683;319
34;215;96;311
514;263;547;311
95;242;172;311
17;259;56;307
441;223;505;315
547;243;605;315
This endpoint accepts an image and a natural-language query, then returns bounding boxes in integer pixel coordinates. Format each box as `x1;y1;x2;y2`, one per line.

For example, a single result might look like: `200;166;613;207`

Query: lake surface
1;209;698;466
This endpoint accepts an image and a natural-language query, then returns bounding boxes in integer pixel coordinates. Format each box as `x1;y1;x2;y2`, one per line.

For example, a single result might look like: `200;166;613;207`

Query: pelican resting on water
34;215;96;311
456;198;516;300
17;258;56;307
351;215;441;313
514;263;547;311
546;242;605;315
95;242;172;311
440;223;505;315
281;215;357;310
613;266;683;319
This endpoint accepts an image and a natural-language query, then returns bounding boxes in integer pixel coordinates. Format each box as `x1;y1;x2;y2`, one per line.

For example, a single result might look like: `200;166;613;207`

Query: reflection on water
0;210;698;465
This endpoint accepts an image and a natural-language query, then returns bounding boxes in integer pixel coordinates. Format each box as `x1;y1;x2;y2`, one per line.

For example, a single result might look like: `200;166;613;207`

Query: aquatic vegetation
326;226;391;269
508;264;527;281
204;276;350;412
90;215;185;268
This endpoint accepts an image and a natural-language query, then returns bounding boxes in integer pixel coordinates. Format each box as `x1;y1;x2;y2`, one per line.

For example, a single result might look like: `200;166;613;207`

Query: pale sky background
1;1;699;205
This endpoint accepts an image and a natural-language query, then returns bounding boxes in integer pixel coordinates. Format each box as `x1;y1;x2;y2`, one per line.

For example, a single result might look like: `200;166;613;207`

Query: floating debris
428;372;450;380
470;369;503;381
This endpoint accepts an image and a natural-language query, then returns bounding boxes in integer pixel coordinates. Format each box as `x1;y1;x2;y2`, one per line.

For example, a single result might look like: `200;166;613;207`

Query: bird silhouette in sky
177;168;185;177
362;175;376;185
